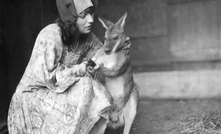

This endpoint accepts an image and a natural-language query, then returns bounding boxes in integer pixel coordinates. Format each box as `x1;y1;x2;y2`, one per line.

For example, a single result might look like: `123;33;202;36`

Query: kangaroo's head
91;13;131;77
98;13;131;54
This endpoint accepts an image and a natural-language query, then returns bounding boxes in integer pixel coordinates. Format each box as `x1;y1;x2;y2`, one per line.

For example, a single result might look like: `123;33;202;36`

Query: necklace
73;40;79;52
67;40;79;52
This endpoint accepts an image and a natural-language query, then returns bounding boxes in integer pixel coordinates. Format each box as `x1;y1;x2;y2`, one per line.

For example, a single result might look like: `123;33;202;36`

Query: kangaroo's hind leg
122;89;139;134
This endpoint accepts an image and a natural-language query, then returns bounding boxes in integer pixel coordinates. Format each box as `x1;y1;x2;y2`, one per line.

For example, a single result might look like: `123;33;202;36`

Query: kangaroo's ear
98;17;114;30
116;12;127;31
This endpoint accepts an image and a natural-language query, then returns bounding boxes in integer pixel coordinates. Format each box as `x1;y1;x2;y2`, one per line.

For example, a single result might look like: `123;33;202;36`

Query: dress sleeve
31;26;82;93
43;42;81;93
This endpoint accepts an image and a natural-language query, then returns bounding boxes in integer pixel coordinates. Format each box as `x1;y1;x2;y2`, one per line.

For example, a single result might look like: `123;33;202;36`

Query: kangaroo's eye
113;36;118;40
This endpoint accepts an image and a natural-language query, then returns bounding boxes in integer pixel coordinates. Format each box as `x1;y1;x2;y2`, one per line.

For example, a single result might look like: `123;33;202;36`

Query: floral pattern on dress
8;23;111;134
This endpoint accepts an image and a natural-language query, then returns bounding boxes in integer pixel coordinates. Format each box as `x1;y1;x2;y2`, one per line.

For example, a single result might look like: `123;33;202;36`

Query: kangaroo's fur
92;13;139;134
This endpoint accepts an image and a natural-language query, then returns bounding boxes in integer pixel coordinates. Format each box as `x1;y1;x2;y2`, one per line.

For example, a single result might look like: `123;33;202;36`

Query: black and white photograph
1;0;221;134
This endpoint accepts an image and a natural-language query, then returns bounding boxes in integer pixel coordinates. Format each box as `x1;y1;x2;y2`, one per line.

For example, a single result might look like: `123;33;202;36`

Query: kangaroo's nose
104;47;111;54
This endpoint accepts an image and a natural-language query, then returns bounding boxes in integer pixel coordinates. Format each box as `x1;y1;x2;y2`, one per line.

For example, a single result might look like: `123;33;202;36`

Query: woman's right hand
86;60;97;75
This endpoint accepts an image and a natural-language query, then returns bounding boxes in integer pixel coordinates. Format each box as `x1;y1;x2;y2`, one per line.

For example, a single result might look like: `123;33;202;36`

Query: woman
7;0;111;134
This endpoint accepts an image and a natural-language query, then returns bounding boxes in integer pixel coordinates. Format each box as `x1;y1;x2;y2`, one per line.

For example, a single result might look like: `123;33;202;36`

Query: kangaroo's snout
104;47;111;54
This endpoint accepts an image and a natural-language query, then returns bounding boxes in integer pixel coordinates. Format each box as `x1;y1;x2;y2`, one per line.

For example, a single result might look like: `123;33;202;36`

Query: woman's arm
43;41;87;93
31;26;87;93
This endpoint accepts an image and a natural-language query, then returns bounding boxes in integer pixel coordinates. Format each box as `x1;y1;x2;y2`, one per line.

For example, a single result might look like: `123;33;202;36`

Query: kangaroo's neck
101;54;131;78
105;65;134;110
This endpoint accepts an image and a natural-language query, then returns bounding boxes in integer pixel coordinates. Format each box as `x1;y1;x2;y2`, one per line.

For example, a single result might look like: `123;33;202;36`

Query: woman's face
76;8;94;34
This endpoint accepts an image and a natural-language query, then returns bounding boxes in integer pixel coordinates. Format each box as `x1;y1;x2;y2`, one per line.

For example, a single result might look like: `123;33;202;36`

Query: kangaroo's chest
101;52;126;70
105;76;125;98
103;54;118;69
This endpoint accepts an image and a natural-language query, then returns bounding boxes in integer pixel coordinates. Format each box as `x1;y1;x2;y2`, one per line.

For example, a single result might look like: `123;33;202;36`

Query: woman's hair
56;18;89;47
56;18;77;46
56;6;95;47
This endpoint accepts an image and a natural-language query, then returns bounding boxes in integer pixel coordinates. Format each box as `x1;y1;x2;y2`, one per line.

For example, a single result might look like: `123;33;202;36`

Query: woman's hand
74;61;88;76
86;60;97;75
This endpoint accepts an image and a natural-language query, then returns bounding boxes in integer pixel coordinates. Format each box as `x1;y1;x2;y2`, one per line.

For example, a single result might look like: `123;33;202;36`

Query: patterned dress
7;24;111;134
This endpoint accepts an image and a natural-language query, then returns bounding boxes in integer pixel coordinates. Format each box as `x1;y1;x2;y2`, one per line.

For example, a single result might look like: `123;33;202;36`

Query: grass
169;111;221;134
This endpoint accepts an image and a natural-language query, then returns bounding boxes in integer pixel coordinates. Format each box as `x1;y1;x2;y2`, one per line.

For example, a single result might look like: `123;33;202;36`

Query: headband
56;0;98;22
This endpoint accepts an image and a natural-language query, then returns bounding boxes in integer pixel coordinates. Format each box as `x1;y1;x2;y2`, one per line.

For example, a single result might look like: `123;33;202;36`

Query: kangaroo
90;13;139;134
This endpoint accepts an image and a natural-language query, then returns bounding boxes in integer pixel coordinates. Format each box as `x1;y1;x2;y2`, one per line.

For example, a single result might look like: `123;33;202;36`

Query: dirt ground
1;98;221;134
104;98;221;134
